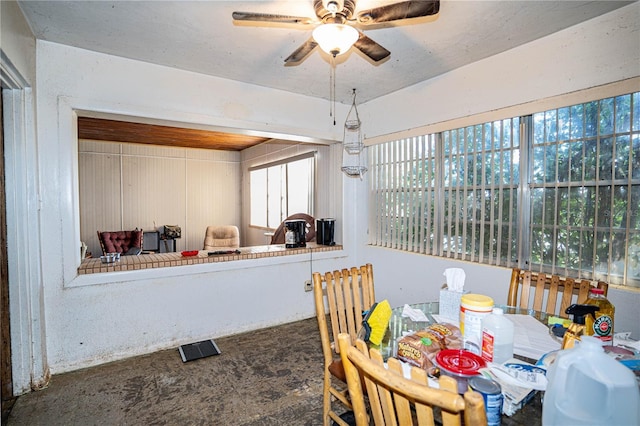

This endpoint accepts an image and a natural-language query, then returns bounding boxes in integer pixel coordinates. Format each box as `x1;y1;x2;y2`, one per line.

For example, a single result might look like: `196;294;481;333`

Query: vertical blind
369;119;520;268
369;135;438;254
440;119;520;266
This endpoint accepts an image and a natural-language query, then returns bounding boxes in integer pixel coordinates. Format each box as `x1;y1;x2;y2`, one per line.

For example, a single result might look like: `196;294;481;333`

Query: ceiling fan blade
356;1;440;25
284;38;318;65
232;11;315;25
353;33;390;62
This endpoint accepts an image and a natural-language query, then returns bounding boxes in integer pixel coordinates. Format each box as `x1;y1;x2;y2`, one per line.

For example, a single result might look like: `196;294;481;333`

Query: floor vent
178;339;221;362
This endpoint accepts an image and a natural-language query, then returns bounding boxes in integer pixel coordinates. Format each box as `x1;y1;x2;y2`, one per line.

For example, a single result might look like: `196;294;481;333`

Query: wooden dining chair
312;264;376;426
337;333;488;426
507;268;609;318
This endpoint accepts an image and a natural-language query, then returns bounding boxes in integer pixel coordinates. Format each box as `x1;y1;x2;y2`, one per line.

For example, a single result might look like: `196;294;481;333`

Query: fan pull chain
330;56;336;125
328;57;332;120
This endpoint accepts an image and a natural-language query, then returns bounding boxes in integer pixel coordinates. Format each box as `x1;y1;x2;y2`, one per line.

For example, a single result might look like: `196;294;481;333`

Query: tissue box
439;288;466;324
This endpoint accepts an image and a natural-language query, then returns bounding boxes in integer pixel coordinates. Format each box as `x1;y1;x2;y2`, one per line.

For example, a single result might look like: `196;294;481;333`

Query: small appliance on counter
284;219;308;248
316;218;335;246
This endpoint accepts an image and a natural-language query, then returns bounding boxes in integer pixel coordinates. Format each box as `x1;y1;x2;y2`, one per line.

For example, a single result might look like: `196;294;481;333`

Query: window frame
249;151;316;229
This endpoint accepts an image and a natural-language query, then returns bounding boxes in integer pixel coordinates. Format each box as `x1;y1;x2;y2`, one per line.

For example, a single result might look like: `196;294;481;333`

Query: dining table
377;302;559;361
362;301;555;426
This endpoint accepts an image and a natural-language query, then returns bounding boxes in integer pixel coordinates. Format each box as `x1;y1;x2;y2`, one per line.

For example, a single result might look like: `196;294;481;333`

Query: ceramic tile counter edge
68;244;344;288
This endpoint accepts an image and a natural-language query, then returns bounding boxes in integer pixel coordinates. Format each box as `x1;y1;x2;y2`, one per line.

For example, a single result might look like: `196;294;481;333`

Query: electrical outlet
304;280;313;292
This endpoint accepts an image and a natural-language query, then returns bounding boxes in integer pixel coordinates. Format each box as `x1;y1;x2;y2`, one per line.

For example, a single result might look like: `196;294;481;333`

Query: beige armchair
203;226;240;251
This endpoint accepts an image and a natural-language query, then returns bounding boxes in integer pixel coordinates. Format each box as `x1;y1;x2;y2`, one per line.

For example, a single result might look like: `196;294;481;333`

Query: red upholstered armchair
97;230;143;255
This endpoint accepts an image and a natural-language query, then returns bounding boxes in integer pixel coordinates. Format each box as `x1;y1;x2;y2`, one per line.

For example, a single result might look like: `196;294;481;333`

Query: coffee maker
316;218;335;246
284;219;307;248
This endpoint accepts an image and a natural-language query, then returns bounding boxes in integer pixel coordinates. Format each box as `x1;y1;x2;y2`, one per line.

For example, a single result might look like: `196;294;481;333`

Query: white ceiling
17;0;633;105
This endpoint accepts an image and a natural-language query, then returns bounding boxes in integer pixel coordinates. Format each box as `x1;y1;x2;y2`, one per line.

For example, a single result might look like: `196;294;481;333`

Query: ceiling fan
232;0;440;65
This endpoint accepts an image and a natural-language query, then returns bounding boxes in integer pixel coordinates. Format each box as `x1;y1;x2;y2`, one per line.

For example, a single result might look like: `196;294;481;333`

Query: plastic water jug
542;336;640;425
481;307;514;364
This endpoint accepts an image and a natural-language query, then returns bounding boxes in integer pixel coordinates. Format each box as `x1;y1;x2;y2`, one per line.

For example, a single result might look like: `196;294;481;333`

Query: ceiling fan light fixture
312;23;358;57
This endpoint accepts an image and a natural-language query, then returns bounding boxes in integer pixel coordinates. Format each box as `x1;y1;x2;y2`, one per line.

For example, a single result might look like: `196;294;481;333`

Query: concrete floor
6;318;327;425
5;317;543;425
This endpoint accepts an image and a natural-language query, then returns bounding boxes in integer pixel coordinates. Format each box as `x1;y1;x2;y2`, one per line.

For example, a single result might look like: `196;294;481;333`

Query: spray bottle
561;304;599;350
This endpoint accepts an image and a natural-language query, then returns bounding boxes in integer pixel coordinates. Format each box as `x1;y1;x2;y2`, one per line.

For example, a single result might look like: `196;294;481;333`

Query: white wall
5;0;639;394
1;0;36;84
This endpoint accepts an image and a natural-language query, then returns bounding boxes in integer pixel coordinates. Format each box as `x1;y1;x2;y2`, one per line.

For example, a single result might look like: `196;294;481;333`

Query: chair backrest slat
559;277;575;315
577;279;593;303
438;376;463;426
408;366;435;424
532;273;546;312
359;264;375;323
324;272;342;352
546;276;560;315
375;356;397;425
389;357;419;423
519;271;532;309
333;270;350;342
342;269;358;339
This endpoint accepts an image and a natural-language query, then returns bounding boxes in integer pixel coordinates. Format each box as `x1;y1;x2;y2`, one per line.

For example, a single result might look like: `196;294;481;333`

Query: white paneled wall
79;140;241;256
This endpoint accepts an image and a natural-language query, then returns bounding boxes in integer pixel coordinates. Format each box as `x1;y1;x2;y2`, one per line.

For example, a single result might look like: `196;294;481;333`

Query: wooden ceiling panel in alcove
77;117;270;151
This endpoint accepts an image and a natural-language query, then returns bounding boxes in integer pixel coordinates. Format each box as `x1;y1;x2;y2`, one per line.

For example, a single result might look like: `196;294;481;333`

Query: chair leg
324;376;352;426
323;373;332;426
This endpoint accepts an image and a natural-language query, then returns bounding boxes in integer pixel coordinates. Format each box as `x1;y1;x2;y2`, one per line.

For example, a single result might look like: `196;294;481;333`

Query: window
370;92;639;288
250;153;316;228
441;119;521;265
530;94;640;285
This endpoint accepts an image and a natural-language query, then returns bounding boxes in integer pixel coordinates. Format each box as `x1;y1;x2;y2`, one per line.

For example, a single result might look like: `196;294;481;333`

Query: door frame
1;50;49;396
1;74;14;419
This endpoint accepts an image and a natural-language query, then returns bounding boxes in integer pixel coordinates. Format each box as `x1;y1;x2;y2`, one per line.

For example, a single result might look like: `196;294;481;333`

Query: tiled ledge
78;243;343;275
